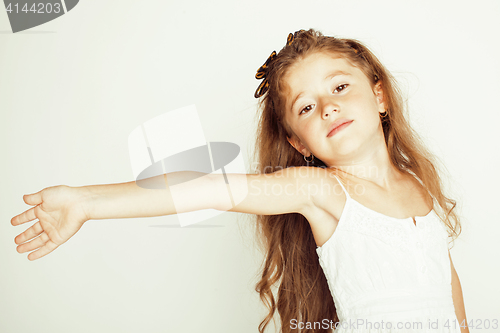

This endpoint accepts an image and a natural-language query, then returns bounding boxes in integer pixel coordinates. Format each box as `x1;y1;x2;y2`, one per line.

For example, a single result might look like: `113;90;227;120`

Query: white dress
315;175;461;332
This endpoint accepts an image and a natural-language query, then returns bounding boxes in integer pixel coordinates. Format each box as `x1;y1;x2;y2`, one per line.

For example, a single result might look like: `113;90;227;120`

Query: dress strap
332;175;351;199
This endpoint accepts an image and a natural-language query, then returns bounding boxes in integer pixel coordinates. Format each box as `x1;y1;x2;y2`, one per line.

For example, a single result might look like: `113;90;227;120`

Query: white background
1;0;499;332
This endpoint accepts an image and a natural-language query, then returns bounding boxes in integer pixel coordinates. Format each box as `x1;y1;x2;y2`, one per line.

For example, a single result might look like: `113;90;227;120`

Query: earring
379;109;388;118
304;154;314;163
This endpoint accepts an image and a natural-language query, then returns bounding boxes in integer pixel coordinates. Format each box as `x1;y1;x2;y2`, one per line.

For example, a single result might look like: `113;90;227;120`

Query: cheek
348;98;381;134
350;92;380;118
294;122;316;146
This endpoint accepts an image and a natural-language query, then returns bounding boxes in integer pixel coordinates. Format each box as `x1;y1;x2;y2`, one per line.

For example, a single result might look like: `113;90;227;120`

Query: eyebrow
290;70;351;113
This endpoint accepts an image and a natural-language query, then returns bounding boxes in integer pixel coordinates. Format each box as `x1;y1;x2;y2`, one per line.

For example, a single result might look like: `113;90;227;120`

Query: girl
11;29;468;333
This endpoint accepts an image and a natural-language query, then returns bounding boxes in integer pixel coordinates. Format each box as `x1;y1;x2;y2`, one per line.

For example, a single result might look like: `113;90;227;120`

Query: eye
299;104;314;115
333;84;349;93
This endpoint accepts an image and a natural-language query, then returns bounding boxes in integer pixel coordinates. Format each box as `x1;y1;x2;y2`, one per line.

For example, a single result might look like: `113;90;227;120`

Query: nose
320;98;339;119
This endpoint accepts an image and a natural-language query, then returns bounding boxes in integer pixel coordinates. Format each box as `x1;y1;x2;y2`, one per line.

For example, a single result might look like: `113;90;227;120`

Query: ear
287;135;311;156
373;81;386;114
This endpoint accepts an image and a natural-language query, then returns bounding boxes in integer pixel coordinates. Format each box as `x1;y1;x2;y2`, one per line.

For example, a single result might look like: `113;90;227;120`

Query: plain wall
1;0;499;332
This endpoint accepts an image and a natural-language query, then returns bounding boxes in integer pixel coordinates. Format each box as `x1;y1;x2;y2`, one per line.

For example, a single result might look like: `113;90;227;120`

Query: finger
11;206;38;226
23;190;43;206
14;221;43;245
16;232;49;254
27;240;58;261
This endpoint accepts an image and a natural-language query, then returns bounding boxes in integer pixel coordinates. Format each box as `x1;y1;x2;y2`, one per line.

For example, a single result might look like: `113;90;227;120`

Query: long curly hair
250;29;461;332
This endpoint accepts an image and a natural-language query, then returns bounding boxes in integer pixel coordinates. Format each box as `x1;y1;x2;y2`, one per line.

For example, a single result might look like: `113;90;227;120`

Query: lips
327;119;353;137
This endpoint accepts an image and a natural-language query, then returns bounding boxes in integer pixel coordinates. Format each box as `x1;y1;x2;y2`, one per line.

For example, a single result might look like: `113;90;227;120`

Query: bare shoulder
220;165;345;247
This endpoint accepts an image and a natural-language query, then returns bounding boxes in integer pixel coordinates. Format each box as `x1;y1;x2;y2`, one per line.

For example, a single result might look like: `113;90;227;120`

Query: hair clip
286;29;305;46
254;51;276;98
254;30;305;98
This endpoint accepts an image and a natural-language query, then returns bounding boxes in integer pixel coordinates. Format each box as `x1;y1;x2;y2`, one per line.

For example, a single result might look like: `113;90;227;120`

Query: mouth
327;120;353;137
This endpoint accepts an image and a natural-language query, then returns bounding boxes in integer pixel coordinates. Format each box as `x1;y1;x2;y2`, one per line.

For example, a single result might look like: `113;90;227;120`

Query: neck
326;142;404;190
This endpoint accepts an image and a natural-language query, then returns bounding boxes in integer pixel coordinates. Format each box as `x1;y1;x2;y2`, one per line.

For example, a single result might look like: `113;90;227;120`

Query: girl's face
283;51;386;167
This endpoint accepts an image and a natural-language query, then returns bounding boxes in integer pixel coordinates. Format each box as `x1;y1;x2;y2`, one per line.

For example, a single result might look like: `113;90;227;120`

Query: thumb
23;190;43;206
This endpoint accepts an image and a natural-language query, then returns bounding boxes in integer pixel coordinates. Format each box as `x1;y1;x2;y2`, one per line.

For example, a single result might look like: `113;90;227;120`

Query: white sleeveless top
315;175;460;332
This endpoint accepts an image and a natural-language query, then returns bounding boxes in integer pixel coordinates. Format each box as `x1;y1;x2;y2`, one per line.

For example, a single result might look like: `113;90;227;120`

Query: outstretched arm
12;167;325;260
86;167;319;219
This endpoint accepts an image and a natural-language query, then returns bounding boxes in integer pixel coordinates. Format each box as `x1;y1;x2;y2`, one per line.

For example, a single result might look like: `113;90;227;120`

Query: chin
334;140;360;157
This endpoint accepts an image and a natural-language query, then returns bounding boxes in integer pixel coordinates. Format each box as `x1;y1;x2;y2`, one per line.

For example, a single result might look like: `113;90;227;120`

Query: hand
11;185;92;261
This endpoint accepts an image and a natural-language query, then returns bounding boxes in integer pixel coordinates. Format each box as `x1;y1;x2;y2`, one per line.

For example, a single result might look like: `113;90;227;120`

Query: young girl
11;29;468;333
